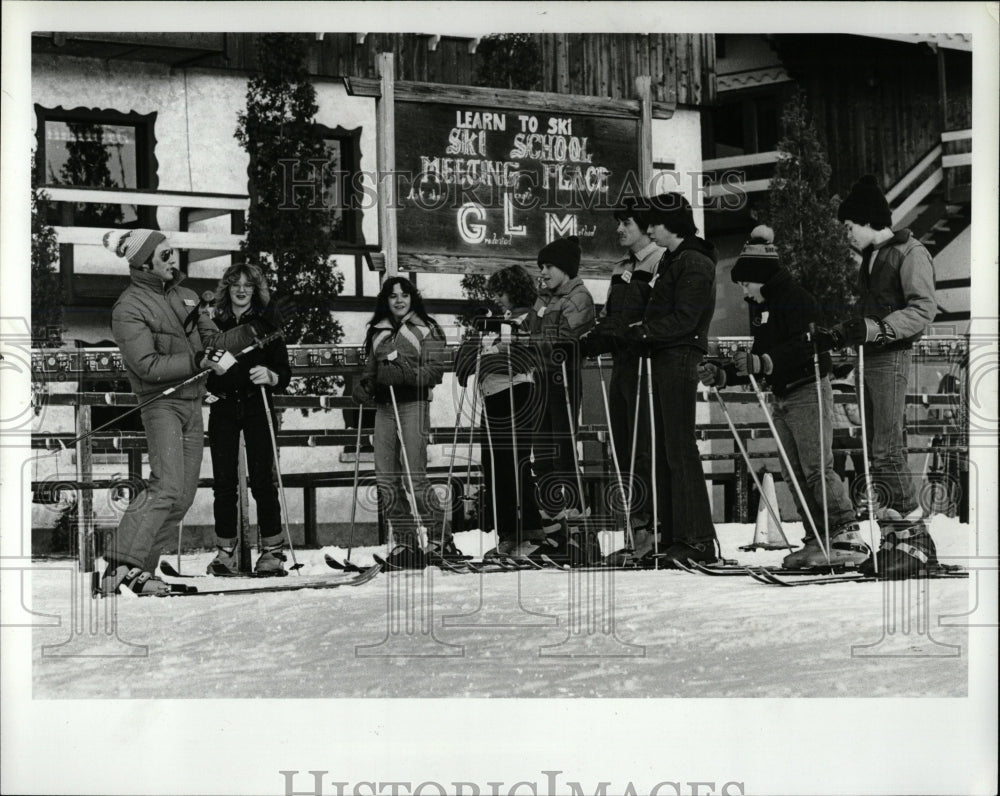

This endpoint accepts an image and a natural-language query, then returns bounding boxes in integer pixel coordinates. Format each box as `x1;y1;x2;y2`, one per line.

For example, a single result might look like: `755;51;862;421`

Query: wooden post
75;404;95;571
635;75;654;193
377;52;399;276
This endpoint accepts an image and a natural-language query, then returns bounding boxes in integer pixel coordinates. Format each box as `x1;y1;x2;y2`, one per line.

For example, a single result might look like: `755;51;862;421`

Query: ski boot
101;562;174;596
425;537;468;565
254;535;288;577
382;542;428;571
863;518;938;579
483;538;517;562
206;542;238;575
659;538;720;569
782;522;871;571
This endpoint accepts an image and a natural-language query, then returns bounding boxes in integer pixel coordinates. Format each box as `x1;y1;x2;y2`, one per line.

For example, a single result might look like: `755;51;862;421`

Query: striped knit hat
731;225;780;284
103;228;166;268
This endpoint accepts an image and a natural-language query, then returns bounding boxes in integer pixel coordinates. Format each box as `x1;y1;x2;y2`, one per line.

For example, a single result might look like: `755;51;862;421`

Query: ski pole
441;385;467;547
645;356;659;568
260;384;302;572
388;384;427;548
596;354;633;551
464;332;486;535
560;358;590;539
52;331;283;453
747;373;831;564
809;324;831;556
626;356;643;549
345;404;367;562
505;342;523;542
176;521;183;576
480;379;501;545
856;346;879;574
710;386;791;548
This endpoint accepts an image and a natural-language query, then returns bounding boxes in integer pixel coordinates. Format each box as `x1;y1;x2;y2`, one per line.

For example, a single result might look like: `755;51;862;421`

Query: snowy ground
29;515;980;698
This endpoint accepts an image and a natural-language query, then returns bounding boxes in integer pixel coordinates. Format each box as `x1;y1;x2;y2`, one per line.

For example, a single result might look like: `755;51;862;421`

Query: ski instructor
100;229;275;595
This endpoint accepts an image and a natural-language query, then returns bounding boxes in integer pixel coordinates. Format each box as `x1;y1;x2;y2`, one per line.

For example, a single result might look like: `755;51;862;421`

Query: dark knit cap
838;174;892;229
645;192;696;236
612;196;649;227
538;235;581;279
731;225;780;284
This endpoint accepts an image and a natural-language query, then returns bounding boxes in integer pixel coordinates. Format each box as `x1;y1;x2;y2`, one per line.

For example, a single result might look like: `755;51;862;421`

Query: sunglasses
157;248;175;263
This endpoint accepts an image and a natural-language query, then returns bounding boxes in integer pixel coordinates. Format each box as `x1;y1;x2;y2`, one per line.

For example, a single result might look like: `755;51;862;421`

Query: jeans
859;347;918;516
772;379;857;537
108;398;203;572
481;383;544;541
531;364;584;516
608;355;652;529
649;346;716;545
374;399;443;546
208;402;282;542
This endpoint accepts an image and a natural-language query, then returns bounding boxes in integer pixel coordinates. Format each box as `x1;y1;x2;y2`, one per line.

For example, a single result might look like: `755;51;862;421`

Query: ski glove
377;359;412;387
202;348;237;375
810;317;895;352
351;377;374;405
697;361;726;388
733;351;772;377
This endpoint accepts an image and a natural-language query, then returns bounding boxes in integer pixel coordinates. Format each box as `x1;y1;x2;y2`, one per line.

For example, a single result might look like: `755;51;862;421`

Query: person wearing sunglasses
101;229;276;595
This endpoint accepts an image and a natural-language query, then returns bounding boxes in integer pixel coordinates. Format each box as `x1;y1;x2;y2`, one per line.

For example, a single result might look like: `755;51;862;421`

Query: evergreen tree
766;92;857;326
32;150;62;346
473;34;542;92
235;33;345;397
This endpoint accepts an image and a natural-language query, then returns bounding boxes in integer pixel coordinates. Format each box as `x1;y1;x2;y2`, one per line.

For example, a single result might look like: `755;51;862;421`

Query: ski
173;564;380;596
324;554;369;573
747;565;968;587
686;561;863;578
158;560;289;580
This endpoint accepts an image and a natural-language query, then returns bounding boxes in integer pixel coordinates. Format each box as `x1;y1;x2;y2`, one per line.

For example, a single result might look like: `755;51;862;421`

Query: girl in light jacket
353;277;447;569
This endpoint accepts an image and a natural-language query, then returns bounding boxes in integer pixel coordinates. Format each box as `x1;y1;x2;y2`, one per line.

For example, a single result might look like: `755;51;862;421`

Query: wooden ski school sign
348;55;664;276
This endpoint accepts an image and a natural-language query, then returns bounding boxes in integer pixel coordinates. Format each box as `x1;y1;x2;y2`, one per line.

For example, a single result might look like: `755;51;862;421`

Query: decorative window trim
315;123;363;247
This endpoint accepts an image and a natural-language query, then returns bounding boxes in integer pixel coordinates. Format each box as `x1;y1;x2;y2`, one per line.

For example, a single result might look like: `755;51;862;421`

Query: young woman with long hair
206;263;291;575
352;277;448;569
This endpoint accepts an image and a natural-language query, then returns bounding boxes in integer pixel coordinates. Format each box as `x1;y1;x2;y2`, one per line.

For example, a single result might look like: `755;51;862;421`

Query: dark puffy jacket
633;236;717;354
722;268;832;397
111;268;256;400
856;229;937;351
207;304;291;414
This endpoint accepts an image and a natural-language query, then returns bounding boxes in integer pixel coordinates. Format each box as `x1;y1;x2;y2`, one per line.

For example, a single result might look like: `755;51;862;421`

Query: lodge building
29;32;973;548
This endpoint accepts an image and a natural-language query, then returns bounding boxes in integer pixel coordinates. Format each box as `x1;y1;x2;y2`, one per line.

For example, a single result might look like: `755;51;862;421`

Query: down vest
111;268;257;400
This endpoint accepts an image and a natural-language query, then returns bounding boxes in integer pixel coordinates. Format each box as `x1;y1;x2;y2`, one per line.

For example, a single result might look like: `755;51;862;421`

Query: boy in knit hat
623;192;719;565
811;174;939;579
101;229;274;594
581;198;663;563
521;235;597;564
699;226;870;569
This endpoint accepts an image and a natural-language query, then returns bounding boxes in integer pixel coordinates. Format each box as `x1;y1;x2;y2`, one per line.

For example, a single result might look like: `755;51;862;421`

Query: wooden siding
771;34;968;196
33;32;715;107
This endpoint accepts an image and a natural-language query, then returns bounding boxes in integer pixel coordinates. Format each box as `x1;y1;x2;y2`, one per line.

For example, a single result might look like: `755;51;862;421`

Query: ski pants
108;397;203;572
649;346;717;546
481;382;545;542
771;379;857;537
373;399;444;546
859;347;919;517
208;401;282;542
531;363;584;517
608;354;652;531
